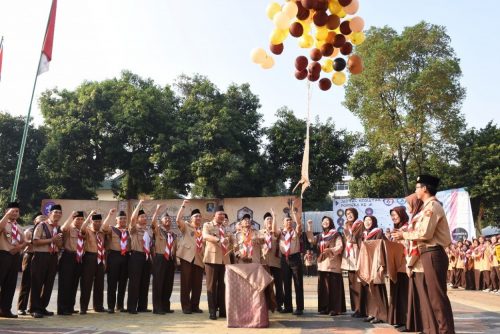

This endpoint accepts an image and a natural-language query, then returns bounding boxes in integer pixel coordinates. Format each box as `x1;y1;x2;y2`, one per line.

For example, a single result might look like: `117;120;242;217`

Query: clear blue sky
0;0;498;132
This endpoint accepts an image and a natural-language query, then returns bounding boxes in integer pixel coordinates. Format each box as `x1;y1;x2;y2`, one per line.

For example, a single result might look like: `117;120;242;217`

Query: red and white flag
38;0;58;75
0;37;4;81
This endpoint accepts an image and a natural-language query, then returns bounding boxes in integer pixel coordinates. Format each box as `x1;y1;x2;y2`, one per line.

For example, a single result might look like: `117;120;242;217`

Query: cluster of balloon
251;0;365;91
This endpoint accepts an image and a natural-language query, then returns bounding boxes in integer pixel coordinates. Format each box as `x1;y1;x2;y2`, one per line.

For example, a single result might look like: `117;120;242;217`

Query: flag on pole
37;0;58;75
0;37;4;81
292;83;312;198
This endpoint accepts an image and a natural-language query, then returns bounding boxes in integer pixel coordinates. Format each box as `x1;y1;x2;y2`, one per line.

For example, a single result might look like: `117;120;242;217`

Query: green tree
39;71;179;199
0;112;47;217
455;122;500;228
175;75;271;198
344;22;466;195
266;107;355;210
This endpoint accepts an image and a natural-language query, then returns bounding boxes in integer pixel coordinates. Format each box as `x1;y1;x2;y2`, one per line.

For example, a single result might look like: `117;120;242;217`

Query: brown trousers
389;272;408;325
0;251;21;313
152;254;176;312
57;251;82;313
30;252;58;313
421;247;455;334
106;250;129;310
17;252;33;312
80;252;105;312
412;272;438;333
179;258;204;312
269;266;284;310
317;271;346;314
205;263;226;315
491;266;500;290
452;268;464;288
127;251;151;312
347;270;366;316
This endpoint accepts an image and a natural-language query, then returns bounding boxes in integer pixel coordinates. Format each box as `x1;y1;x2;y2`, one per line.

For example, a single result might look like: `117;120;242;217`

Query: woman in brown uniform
306;216;345;316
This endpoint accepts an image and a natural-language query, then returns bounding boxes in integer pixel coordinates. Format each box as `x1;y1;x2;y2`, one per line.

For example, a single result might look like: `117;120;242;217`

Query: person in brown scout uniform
175;200;205;314
17;212;44;316
393;174;455;334
127;200;159;314
151;206;177;314
340;207;365;318
57;210;90;315
0;202;27;318
79;210;115;314
306;216;345;317
202;205;233;320
278;207;304;316
102;210;130;313
260;210;284;312
30;203;64;318
234;214;264;264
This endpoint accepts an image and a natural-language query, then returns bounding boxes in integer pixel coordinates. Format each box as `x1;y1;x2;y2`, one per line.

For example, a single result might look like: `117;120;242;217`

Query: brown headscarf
405;193;423;217
389;206;409;229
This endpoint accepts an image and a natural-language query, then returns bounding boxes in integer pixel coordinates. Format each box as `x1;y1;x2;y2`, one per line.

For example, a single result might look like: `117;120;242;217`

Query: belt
419;245;443;254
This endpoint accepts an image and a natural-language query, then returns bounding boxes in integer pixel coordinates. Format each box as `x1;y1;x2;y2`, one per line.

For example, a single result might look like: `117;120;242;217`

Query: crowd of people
0;174;495;334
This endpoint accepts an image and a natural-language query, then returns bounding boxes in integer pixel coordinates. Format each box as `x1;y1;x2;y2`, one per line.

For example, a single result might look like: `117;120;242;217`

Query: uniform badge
6;233;11;238
424;210;433;217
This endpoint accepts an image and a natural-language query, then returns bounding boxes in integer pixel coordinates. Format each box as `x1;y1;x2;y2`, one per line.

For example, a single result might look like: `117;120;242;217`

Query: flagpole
10;1;55;202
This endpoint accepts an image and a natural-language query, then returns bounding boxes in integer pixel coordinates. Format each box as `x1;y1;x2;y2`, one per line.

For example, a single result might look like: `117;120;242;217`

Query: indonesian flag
0;37;4;81
38;0;57;75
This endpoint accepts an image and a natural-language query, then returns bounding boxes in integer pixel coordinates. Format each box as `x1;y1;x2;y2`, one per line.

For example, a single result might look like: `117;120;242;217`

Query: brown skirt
347;271;366;316
317;271;346;314
388;272;408;325
365;283;388;322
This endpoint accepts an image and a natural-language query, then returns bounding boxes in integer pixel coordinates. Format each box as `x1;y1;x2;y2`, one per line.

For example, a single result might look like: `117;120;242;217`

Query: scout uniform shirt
0;220;25;252
33;220;63;252
307;229;343;273
103;225;130;254
130;224;152;259
202;220;232;265
176;223;204;268
235;229;263;264
83;226;106;264
341;220;363;271
279;227;301;258
23;227;35;254
402;197;452;250
62;224;85;262
260;228;281;268
153;226;177;260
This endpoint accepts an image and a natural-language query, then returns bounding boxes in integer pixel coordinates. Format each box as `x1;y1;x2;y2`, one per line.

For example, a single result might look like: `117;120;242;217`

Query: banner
331;188;475;241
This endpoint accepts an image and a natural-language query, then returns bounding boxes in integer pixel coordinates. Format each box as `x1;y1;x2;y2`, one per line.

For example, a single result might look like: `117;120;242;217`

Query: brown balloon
301;0;316;10
333;34;346;48
348;54;364;75
339;21;352;35
338;0;352;6
289;22;304;38
307;71;320;82
315;0;328;11
333;57;347;71
313;10;329;27
310;48;322;61
325;31;336;43
308;61;321;75
295;69;308;80
340;42;353;55
319;78;332;91
326;14;340;30
296;2;310;20
321;43;334;57
270;43;284;55
295;55;309;71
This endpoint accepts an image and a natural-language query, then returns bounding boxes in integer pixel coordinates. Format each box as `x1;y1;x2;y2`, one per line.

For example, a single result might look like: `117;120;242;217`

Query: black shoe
279;308;293;313
18;310;27;316
31;312;43;318
363;316;375;322
119;308;127;312
72;310;78;314
153;310;166;315
276;306;283;312
42;309;54;316
329;311;340;316
182;309;192;314
192;308;203;313
165;309;174;313
79;310;87;315
137;308;152;313
292;310;303;316
128;310;138;314
370;318;383;324
398;327;410;332
57;311;72;316
107;309;115;314
209;313;217;320
0;311;18;318
319;310;329;315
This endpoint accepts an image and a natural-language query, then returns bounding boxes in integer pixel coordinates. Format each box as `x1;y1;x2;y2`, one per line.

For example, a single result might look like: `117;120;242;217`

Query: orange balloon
344;0;359;15
347;54;364;75
349;16;365;32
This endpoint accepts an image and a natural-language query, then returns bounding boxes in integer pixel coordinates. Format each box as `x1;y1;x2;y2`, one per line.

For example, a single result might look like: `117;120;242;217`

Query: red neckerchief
195;227;203;253
10;220;21;245
363;227;382;240
319;229;337;253
241;230;253;257
345;220;362;257
162;228;174;260
282;229;295;259
142;228;151;260
97;233;105;265
218;224;227;253
76;229;84;263
46;221;59;254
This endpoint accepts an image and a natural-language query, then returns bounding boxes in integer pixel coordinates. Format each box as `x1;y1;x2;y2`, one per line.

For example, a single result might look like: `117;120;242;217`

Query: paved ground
1;273;499;334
